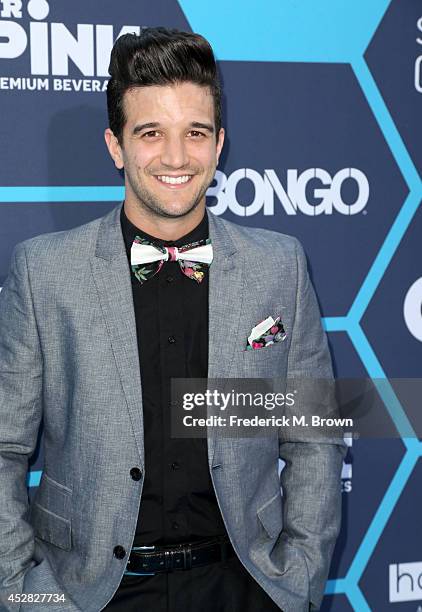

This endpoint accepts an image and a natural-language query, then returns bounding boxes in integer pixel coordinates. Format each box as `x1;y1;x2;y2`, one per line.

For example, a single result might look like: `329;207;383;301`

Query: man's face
106;82;224;219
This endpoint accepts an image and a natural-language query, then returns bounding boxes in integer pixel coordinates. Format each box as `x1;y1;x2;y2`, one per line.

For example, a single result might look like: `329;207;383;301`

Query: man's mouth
155;175;194;185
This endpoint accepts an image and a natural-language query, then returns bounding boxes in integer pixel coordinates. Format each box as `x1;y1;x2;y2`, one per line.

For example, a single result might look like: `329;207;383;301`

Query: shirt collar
120;203;209;261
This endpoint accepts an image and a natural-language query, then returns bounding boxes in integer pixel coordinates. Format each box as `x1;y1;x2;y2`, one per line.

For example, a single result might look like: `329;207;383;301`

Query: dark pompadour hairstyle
107;27;222;144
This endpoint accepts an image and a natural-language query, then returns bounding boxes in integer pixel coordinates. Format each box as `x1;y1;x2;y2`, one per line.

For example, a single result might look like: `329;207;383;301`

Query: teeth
156;175;192;184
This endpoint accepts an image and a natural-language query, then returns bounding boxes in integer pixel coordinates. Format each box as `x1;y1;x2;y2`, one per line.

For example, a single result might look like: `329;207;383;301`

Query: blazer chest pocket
30;473;72;551
243;340;288;376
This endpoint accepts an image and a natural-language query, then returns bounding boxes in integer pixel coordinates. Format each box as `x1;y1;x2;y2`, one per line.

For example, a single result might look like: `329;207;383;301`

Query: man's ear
104;128;124;170
216;127;225;165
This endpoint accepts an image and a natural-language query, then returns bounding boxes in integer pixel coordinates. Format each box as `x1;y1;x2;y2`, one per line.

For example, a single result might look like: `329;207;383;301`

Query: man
0;28;345;612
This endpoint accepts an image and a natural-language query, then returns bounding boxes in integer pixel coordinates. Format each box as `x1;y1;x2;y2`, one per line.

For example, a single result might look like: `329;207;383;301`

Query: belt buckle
125;545;156;576
164;544;192;571
183;544;192;570
164;548;181;572
164;549;173;571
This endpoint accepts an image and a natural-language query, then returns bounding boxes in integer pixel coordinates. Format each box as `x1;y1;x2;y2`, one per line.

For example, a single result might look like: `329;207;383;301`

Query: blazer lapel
207;210;245;467
90;204;145;466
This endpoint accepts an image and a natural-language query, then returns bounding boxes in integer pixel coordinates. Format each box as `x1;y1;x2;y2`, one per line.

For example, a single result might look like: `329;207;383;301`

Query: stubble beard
127;168;213;220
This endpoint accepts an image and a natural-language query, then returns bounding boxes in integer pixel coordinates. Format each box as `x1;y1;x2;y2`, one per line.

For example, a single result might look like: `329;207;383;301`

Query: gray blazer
0;203;345;612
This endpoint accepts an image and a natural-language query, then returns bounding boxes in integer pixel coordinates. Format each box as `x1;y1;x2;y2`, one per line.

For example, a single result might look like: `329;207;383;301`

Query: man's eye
189;131;205;138
143;131;160;138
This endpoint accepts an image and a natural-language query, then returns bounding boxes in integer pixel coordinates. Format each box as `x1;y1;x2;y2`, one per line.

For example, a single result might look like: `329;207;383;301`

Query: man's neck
123;201;206;242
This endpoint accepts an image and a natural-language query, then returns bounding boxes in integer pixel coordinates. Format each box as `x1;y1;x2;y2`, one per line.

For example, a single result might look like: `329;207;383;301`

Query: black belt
125;536;235;575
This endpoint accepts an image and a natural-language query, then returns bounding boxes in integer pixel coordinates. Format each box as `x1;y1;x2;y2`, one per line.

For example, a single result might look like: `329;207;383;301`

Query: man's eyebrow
190;122;214;133
132;122;160;135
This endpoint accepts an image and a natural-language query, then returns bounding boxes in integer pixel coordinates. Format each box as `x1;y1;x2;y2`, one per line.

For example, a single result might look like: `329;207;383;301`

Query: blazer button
113;546;126;560
130;467;142;481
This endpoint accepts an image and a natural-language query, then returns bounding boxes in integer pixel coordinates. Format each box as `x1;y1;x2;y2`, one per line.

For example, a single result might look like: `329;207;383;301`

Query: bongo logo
207;168;369;216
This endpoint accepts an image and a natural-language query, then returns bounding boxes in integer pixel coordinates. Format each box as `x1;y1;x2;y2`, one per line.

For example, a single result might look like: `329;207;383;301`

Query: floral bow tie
131;236;213;284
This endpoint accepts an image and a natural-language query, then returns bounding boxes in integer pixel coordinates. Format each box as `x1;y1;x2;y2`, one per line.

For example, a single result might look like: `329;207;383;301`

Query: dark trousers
104;552;282;611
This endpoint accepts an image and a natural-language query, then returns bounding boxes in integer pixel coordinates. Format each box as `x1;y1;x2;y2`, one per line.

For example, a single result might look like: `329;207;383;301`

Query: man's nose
160;136;189;169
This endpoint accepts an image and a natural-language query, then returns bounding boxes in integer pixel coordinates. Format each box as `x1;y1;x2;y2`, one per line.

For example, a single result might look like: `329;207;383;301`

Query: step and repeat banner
0;1;421;610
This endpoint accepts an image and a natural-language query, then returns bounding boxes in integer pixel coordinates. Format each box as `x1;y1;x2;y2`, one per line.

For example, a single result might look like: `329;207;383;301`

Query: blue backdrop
1;1;421;610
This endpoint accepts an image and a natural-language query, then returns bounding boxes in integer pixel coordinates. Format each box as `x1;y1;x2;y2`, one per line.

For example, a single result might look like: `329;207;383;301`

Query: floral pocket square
246;315;287;350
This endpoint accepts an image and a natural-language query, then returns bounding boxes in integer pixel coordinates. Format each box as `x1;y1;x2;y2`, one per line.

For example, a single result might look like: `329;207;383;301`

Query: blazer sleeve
0;242;43;608
279;238;347;611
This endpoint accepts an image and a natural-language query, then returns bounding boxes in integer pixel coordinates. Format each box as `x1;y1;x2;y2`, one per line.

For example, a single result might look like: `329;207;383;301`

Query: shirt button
166;275;174;283
172;522;179;530
113;546;126;559
130;467;142;481
168;336;176;344
171;462;180;470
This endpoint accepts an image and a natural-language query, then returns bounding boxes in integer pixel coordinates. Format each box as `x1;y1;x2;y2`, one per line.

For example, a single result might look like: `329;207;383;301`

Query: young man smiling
0;28;345;612
104;80;224;240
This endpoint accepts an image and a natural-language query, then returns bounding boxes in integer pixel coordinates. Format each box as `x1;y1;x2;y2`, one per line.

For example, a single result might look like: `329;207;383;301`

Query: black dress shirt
120;205;227;545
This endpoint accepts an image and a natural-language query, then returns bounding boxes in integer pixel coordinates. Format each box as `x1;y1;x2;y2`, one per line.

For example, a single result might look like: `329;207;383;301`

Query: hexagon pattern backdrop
0;1;421;610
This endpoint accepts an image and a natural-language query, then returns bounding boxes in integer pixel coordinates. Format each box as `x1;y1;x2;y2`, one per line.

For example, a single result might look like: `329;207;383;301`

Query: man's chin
150;200;202;219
